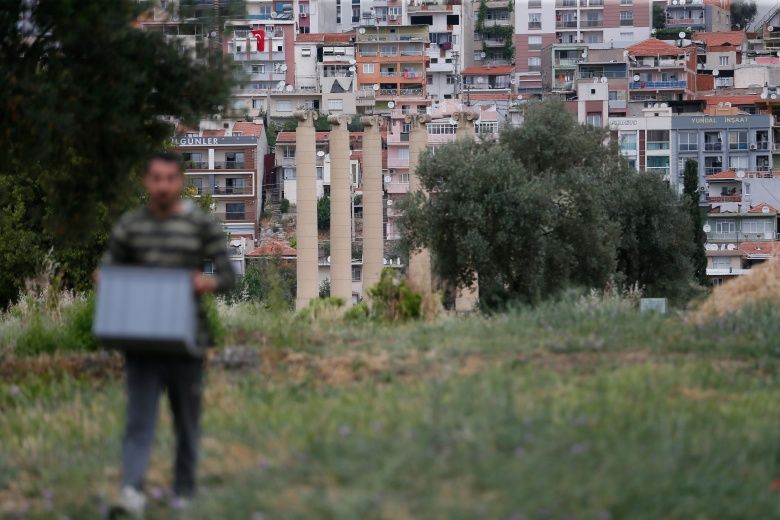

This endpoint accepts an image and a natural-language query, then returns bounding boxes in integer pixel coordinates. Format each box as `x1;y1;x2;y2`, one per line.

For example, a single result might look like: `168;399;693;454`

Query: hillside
3;296;780;518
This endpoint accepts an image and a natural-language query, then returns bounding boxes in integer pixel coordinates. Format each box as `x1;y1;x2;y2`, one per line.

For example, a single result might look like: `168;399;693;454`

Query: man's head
143;151;184;210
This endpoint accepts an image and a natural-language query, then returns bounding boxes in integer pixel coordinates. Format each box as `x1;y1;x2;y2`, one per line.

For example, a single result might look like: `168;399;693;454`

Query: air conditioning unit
698;186;707;192
301;13;307;18
750;143;757;150
390;15;398;21
389;168;396;174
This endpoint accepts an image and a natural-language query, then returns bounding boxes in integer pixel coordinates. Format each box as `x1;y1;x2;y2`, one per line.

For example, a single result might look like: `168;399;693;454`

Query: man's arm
101;214;133;266
199;216;237;294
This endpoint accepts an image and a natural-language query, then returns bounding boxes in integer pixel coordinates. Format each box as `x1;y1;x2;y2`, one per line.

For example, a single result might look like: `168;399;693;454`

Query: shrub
280;198;290;213
203;293;225;347
368;269;423;323
344;301;370;322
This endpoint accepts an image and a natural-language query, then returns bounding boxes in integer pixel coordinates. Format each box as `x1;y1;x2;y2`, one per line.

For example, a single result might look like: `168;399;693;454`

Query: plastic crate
93;266;200;356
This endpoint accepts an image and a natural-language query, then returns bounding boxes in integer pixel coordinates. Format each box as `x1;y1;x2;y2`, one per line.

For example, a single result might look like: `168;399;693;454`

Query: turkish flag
251;29;265;52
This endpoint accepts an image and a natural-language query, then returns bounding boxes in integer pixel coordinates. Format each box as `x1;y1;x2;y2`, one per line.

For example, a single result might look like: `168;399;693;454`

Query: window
225;202;246;220
252;98;263;109
528;0;541;7
224;151;244;168
714;220;735;234
729;130;748;150
757;155;771;171
316;166;324;180
646;156;670;174
283;146;295;159
647;130;670;150
276;100;292;112
712;257;731;269
400;173;410;184
225;177;245;194
619;11;634;26
398;148;409;161
586;113;602;127
473;50;483;61
251;64;265;74
528;13;541;30
426;74;433;85
301;48;311;57
620;0;633;4
619;132;637;154
283;167;295;180
528;57;542;71
743;219;773;235
188;177;203;194
729;155;748;171
446;75;456;85
363;63;374;73
704;131;722;151
327;98;344;111
678;131;698;152
719;55;729;66
528;35;542;50
619;32;633;40
352;266;362;282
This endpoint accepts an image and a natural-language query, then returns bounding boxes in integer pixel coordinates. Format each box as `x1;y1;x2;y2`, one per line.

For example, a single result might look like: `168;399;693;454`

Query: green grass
4;296;780;518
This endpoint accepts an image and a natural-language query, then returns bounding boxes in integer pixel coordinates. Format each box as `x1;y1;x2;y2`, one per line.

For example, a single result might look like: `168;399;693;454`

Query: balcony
756;141;770;151
581;19;603;28
483;38;506;47
556;20;578;29
630;81;687;90
380;71;397;77
608;99;627;109
555;58;579;67
707;195;742;203
665;17;705;27
190;186;254;196
385;182;410;194
646;167;670;176
185;160;209;170
706;268;751;276
704;143;722;151
647;141;670;151
214;161;247;170
555;0;577;7
399;87;424;96
213;210;257;222
482;18;512;27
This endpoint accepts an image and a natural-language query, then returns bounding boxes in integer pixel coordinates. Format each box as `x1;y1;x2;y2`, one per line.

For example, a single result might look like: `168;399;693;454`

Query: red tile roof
748;202;778;214
246;240;297;257
276;131;331;143
627;38;679;57
296;32;354;43
739;241;780;257
202;129;225;137
694;31;746;47
232;121;264;136
462;65;514;76
696;94;763;106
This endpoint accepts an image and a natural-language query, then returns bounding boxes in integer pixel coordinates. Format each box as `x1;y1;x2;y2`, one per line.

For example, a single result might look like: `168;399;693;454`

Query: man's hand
193;272;218;296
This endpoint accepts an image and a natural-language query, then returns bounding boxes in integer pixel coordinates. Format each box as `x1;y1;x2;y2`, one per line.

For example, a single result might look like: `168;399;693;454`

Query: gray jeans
121;354;205;497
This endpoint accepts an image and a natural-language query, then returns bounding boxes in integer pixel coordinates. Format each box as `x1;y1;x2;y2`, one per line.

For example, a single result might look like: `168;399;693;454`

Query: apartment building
408;0;465;100
575;47;629;116
673;110;773;186
694;31;746;89
355;25;430;113
610;104;674;182
471;0;514;68
513;0;651;93
294;32;358;115
627;38;697;110
174;121;268;241
665;0;731;33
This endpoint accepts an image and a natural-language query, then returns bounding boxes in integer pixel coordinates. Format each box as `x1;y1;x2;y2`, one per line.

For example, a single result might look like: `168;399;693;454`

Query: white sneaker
109;486;146;519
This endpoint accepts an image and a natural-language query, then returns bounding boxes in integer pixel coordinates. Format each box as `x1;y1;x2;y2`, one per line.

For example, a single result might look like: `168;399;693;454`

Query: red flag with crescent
251;28;265;52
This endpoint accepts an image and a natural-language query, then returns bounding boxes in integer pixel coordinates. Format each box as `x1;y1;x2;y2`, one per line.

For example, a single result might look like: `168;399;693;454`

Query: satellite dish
517;94;524;100
349;66;356;72
387;199;393;206
280;64;288;72
712;69;719;76
372;83;380;91
349;59;356;65
480;51;487;58
763;206;771;214
581;51;587;58
327;256;331;263
317;150;325;157
697;63;703;70
651;29;657;35
736;170;746;178
772;93;778;99
285;84;294;92
384;175;392;183
358;27;366;34
383;258;387;265
600;76;608;84
703;224;711;233
633;74;641;82
777;51;780;57
622;50;629;58
727;243;737;250
388;101;396;108
678;31;686;39
769;26;775;32
661;103;668;108
592;77;599;84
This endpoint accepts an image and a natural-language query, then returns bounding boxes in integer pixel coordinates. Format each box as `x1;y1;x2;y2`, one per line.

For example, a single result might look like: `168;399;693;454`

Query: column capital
327;113;352;126
293;109;318;123
452;110;479;124
360;115;386;129
404;113;432;126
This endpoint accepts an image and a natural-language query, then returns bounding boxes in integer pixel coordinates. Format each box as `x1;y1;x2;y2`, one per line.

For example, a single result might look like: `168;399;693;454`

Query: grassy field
4;295;780;518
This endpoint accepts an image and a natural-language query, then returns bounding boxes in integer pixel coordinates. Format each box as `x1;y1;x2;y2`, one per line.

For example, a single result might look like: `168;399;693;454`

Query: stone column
328;114;352;307
406;113;432;293
360;115;385;295
452;109;480;312
295;110;318;310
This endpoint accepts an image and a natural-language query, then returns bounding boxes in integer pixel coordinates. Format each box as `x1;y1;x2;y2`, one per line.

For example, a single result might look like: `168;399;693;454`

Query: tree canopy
731;0;757;29
0;0;233;307
400;99;697;310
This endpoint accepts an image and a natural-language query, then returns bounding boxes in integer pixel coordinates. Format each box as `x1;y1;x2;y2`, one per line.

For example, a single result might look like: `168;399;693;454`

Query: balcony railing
185;161;209;169
555;58;578;67
704;167;724;175
647;142;670;150
704;143;722;151
556;21;578;29
190;186;254;196
214;161;246;170
756;141;770;150
582;19;603;27
213;211;257;222
630;81;687;89
646;167;670;176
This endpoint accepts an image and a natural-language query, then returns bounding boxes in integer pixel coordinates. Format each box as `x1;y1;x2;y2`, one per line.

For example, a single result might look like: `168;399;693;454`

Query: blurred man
103;152;235;518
